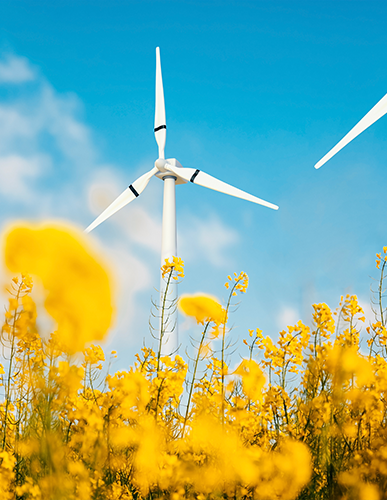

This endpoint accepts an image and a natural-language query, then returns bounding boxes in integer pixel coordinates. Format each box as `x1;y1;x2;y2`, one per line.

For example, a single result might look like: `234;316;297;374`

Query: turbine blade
315;92;387;169
85;167;158;233
165;163;279;210
155;47;166;159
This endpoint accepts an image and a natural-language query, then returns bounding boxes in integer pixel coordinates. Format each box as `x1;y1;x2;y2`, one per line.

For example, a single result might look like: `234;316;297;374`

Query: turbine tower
315;92;387;169
85;47;279;353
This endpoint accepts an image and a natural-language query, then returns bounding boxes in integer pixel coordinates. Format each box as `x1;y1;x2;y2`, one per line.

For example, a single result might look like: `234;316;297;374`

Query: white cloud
0;106;36;150
117;205;161;253
0;55;35;83
277;306;300;331
0;82;95;169
179;213;239;266
38;84;96;166
100;241;153;347
0;154;50;200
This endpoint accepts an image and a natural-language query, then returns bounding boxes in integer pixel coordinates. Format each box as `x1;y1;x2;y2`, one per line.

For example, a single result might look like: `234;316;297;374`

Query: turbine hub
155;158;167;171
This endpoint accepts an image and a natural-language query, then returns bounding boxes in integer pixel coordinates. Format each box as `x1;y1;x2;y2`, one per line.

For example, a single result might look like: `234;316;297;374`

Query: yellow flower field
1;223;387;499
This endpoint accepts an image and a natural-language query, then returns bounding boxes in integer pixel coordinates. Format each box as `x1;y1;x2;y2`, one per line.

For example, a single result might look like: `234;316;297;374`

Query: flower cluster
224;271;249;295
161;256;185;280
375;245;387;269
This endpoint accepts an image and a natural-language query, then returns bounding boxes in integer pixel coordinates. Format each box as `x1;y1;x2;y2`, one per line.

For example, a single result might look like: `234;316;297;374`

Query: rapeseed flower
161;256;184;280
235;359;266;401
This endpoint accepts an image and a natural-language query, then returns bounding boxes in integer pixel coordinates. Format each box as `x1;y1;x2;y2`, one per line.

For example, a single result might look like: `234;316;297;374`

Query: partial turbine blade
315;92;387;169
85;167;158;233
155;47;166;159
165;163;279;210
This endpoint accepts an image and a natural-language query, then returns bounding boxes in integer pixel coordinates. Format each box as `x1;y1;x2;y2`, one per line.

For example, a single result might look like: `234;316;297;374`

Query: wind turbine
85;47;279;352
315;92;387;169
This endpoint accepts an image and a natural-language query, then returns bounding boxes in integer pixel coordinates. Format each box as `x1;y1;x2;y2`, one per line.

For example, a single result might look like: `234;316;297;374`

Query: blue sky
1;1;387;366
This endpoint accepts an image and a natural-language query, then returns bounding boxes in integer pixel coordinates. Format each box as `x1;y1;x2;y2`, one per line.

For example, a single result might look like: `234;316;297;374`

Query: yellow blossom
235;359;266;401
179;294;226;327
161;256;184;280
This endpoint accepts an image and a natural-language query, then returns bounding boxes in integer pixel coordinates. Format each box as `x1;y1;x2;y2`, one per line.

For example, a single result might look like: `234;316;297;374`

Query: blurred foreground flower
179;294;226;327
3;223;113;352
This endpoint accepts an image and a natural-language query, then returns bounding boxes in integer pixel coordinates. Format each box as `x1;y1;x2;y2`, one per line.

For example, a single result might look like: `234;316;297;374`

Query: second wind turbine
85;48;279;352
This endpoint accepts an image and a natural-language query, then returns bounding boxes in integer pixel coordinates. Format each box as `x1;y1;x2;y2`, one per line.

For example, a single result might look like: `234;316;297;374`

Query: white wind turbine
315;92;387;169
85;47;279;352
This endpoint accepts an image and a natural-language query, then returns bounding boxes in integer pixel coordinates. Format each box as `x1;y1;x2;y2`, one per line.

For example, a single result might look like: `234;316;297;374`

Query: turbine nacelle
155;158;187;185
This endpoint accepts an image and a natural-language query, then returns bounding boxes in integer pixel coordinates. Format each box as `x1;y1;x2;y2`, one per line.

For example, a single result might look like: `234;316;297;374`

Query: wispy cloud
276;305;301;331
180;213;239;267
0;85;95;168
0;54;35;84
99;241;153;349
0;154;50;201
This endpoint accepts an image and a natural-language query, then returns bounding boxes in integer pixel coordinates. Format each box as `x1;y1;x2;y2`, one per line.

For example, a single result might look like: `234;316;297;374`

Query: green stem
182;322;210;437
157;269;174;373
2;285;22;450
221;279;240;426
379;260;386;327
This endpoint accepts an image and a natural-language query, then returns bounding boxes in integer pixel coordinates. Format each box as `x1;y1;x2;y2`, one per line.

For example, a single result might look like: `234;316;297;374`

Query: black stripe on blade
154;125;166;132
190;169;200;183
129;184;139;197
